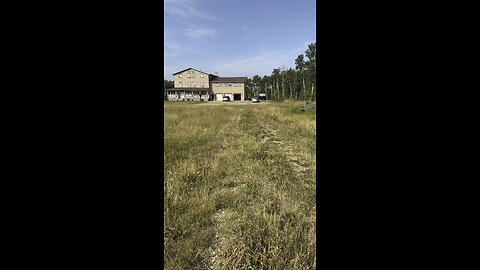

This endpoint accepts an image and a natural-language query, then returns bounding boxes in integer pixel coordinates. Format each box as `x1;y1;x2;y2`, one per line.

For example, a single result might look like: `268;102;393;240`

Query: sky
164;0;316;80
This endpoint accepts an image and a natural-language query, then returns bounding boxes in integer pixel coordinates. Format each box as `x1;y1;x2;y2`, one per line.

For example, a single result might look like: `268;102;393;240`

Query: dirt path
260;121;310;177
204;107;313;269
207;110;245;270
165;102;316;269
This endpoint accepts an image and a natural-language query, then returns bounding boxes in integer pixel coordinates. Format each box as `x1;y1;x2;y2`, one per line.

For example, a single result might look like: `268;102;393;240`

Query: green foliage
164;79;174;90
251;42;316;101
163;79;174;100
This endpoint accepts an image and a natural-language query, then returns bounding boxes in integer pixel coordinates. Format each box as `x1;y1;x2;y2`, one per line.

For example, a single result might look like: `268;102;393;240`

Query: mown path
164;103;316;269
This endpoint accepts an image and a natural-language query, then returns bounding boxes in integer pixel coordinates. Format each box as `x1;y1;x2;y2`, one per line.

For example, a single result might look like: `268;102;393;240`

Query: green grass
164;101;316;269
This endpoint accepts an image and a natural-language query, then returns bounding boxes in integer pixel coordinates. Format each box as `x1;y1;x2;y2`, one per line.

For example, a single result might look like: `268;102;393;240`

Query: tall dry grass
164;101;316;269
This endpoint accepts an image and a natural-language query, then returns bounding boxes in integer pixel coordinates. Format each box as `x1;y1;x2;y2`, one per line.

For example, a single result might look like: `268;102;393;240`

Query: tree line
163;42;316;101
247;42;316;101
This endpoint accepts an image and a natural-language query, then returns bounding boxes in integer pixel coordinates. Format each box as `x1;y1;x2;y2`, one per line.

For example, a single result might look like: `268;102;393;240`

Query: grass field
164;101;316;269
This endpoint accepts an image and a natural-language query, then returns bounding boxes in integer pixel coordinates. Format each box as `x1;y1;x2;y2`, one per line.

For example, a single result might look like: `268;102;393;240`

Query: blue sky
164;0;316;80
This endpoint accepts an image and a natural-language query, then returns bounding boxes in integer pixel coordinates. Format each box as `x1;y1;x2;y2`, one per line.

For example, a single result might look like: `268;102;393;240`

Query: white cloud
165;1;219;42
216;50;284;69
210;42;313;77
209;50;285;77
164;28;191;54
164;0;217;21
165;40;180;50
164;31;180;53
184;27;217;39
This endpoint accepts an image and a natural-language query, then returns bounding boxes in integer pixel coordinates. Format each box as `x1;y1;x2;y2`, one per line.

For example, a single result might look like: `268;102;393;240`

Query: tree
304;43;316;100
261;75;270;99
248;42;316;101
271;68;280;100
305;43;316;63
279;65;288;100
164;79;174;89
164;79;174;100
245;78;253;98
252;75;261;96
295;54;307;99
286;68;295;100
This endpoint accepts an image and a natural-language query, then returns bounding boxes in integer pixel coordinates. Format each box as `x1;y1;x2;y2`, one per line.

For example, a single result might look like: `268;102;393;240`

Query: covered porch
166;88;212;101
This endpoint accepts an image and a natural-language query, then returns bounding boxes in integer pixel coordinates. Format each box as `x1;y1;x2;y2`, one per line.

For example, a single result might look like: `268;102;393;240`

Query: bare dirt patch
261;122;310;176
208;209;233;270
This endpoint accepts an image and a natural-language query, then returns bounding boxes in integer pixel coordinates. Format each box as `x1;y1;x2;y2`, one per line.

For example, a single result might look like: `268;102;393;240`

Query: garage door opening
233;94;241;101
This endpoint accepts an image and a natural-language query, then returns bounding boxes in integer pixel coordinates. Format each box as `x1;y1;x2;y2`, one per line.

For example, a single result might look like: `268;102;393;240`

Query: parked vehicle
251;96;260;103
222;96;231;102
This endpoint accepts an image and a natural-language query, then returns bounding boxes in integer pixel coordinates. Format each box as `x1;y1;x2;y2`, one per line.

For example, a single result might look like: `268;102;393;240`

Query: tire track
207;109;245;270
260;121;311;177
